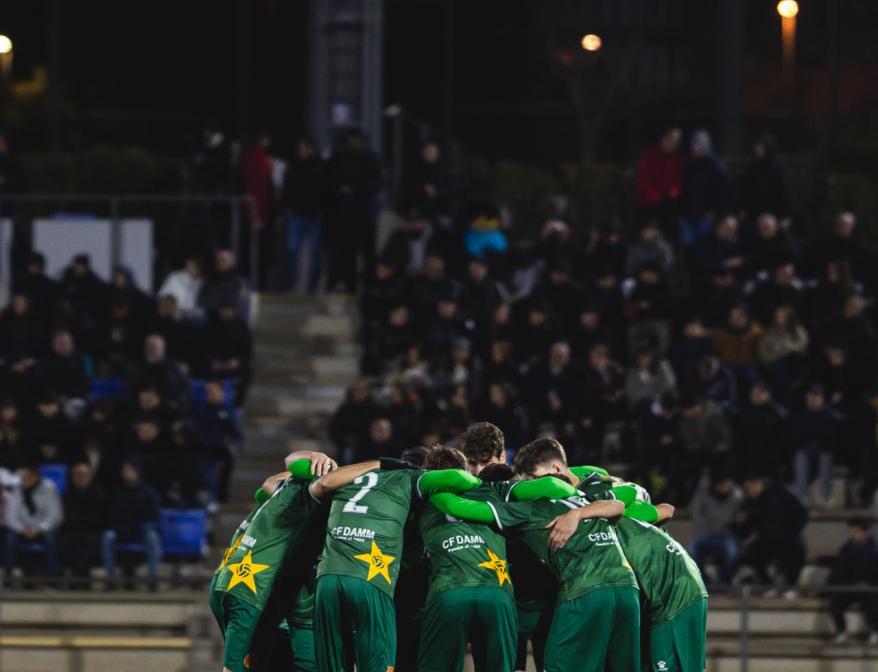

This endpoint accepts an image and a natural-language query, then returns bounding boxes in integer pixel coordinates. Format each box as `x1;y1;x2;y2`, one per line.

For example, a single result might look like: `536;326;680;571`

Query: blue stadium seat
189;379;235;407
39;464;68;495
90;377;126;399
159;509;207;559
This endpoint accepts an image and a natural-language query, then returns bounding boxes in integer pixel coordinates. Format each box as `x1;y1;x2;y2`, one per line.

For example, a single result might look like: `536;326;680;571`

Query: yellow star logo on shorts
226;550;270;594
478;548;510;586
354;540;395;584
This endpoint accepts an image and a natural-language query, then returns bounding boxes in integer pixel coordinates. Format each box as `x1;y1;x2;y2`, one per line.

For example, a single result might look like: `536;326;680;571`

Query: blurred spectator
525;342;578;439
242;132;274;229
24;392;82;465
790;384;837;505
637;392;680;482
158;257;204;318
60;254;107;325
827;518;878;645
204;300;253;404
61;462;106;584
689;472;743;586
749;262;803;326
735;381;787;479
0;399;24;471
198;249;246;314
4;464;63;582
40;330;91;412
405;140;452;221
693;215;745;282
475;383;527;453
740;135;789;223
329;380;378;460
852;386;878;508
635;127;683;225
150;295;196;365
358;417;400;462
579;343;625;459
464;205;507;259
102;460;161;589
680;130;728;247
747;214;799;278
737;476;808;596
98;297;146;373
678;393;732;468
0;293;43;405
382;208;436;274
282;135;324;293
583;222;627;281
324;129;383;293
624;347;677;412
193;381;242;503
128;335;190;413
711;304;763;375
757;306;808;396
692;355;737;413
15;252;60;324
625;221;674;279
811;212;874;289
626;263;673;355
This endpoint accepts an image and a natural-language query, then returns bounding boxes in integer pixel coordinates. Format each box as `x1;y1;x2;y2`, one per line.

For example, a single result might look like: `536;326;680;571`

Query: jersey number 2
343;472;379;514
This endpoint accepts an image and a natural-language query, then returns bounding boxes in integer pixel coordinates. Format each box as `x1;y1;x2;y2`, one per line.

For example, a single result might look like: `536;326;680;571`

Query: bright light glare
777;1;799;19
0;35;12;55
580;34;602;52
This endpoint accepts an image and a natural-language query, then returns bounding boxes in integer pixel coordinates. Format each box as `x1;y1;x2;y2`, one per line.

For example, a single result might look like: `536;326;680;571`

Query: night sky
2;0;878;164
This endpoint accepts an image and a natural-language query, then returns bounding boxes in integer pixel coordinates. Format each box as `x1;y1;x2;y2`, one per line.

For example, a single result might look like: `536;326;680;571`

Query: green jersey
488;495;637;603
215;508;259;579
217;475;323;611
317;468;480;598
615;518;707;623
420;483;513;604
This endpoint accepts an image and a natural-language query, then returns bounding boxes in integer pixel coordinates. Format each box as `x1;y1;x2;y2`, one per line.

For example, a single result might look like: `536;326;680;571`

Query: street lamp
0;34;12;84
776;1;798;84
580;34;602;52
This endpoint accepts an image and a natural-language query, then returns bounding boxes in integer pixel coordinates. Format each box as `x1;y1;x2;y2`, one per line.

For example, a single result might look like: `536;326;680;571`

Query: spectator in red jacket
242;132;275;288
635;127;683;226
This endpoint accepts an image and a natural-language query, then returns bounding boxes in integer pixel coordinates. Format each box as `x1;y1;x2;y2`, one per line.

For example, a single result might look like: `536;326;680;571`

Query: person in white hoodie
4;464;63;581
158;257;204;317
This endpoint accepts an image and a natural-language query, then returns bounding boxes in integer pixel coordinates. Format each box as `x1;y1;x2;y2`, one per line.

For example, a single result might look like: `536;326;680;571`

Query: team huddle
209;422;708;672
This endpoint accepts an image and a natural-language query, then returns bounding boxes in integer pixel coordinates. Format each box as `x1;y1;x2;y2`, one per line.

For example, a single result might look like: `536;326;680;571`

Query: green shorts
288;622;317;672
515;602;553;672
419;586;517;672
314;574;397;672
220;593;263;672
544;586;641;672
645;598;708;672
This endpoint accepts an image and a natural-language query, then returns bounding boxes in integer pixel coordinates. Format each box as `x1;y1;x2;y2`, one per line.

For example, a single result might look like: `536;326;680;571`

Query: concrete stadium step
0;595;199;628
708;597;871;637
0;638;191;672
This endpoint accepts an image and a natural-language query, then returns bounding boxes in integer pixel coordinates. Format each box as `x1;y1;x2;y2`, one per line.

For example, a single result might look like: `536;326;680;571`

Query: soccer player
417;447;581;672
313;457;485;672
546;509;708;672
513;438;667;523
430;487;639;672
460;421;507;474
213;455;377;672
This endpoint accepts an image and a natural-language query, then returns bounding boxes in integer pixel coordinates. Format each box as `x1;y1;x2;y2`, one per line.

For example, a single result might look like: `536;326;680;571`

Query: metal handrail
0;192;259;288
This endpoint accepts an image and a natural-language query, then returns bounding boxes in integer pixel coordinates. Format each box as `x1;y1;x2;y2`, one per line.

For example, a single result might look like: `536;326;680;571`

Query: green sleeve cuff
570;465;609;479
288;459;313;480
510;476;577;501
254;487;269;504
420;469;482;496
612;484;639;506
623;501;659;523
430;493;496;524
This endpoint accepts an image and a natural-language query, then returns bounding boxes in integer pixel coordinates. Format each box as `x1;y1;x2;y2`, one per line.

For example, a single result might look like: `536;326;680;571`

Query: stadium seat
89;377;126;399
38;464;68;495
159;509;208;559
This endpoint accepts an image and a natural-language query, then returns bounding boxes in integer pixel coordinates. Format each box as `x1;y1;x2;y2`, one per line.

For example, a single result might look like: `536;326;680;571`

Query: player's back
318;468;422;596
616;517;707;622
502;496;637;602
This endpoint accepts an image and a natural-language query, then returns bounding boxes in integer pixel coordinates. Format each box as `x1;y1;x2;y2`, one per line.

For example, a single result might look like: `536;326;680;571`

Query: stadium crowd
0;248;252;587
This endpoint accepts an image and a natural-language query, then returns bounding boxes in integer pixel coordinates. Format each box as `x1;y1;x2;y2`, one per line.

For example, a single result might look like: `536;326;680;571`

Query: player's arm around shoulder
309;460;381;500
285;450;337;477
508;475;578;501
546;499;625;551
418;468;481;497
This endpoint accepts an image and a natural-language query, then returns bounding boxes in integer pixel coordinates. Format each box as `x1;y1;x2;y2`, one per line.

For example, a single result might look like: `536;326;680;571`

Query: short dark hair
848;517;871;532
424;445;467;471
513;438;566;476
401;446;431;468
479;463;515;483
460;422;504;464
